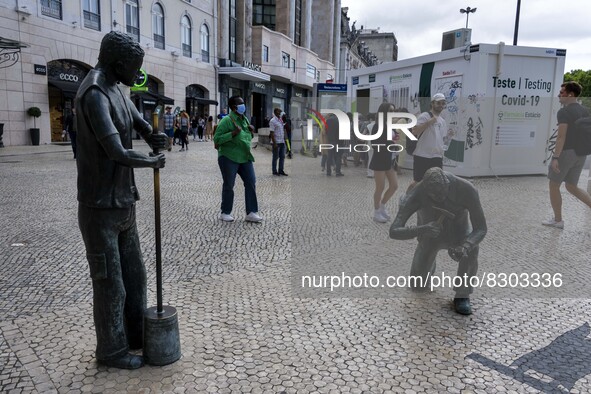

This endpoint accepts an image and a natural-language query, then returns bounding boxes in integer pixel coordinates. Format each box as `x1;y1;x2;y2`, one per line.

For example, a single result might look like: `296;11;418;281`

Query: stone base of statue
143;305;181;365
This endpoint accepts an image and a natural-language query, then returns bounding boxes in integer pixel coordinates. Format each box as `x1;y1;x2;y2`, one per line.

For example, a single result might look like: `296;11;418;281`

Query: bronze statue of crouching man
389;167;487;315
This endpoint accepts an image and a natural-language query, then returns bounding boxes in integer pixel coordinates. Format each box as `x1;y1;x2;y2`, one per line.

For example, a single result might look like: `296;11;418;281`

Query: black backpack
566;105;591;156
573;116;591;156
406;112;433;155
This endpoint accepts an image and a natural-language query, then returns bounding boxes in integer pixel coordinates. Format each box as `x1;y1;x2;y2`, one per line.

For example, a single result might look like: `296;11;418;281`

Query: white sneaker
379;205;391;220
219;213;235;222
542;218;564;229
373;210;388;223
245;212;263;223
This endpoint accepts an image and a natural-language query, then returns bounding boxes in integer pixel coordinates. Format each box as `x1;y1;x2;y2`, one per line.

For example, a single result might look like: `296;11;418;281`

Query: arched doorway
130;74;174;135
186;84;217;119
47;60;91;142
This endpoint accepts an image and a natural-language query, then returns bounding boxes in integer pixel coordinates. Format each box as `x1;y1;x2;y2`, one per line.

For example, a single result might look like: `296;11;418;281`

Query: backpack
566;105;591;156
405;130;419;155
573;116;591;156
406;112;433;155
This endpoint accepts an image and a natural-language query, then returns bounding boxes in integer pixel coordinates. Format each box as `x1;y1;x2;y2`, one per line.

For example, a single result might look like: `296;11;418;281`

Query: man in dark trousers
75;31;167;369
389;167;487;315
325;114;344;176
65;108;77;159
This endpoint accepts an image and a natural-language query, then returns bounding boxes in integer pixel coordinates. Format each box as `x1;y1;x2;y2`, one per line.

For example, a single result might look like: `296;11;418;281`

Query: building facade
0;0;341;146
0;0;216;146
216;0;339;129
338;7;398;85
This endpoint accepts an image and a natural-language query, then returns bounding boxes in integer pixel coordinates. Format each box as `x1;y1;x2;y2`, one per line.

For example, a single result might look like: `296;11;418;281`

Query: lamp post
513;0;521;45
460;7;477;29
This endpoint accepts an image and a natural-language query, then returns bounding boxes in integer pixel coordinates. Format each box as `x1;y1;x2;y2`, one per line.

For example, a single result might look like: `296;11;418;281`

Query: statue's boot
453;298;472;315
98;353;144;369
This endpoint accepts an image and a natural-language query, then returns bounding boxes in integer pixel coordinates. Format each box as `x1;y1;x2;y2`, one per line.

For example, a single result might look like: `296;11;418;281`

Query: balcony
41;0;62;20
182;44;191;58
126;26;140;42
154;34;165;50
83;10;100;31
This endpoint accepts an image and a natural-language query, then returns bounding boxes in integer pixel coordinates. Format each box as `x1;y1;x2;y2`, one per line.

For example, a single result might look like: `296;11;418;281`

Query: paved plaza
1;139;591;393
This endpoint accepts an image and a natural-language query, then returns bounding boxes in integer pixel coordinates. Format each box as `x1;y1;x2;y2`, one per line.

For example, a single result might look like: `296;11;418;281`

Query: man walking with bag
543;81;591;229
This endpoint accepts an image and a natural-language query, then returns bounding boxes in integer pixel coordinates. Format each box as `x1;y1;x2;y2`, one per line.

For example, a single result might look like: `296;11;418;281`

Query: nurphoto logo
305;109;418;153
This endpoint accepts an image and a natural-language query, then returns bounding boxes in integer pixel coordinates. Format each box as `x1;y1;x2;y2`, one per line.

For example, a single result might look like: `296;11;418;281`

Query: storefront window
272;97;285;112
229;87;242;100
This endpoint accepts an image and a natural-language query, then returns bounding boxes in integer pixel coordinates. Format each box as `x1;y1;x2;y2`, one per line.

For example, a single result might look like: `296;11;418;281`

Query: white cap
431;93;446;102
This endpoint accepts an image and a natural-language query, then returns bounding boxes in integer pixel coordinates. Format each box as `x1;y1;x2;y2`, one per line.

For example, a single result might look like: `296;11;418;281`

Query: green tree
564;69;591;108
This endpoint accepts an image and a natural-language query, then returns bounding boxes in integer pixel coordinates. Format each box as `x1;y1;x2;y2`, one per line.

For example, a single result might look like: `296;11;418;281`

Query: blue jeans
272;143;285;174
218;155;258;214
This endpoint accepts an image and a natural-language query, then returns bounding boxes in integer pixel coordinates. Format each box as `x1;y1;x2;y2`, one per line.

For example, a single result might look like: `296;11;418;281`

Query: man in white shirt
269;107;288;176
407;93;451;192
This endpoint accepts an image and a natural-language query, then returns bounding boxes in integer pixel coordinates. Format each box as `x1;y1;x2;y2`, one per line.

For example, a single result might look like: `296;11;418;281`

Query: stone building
0;0;216;146
216;0;339;129
0;0;340;146
338;7;398;85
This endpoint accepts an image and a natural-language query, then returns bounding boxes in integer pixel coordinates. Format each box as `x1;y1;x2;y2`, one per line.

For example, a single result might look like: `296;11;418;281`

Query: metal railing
182;44;191;58
126;26;140;42
41;0;62;19
83;10;101;31
154;34;165;49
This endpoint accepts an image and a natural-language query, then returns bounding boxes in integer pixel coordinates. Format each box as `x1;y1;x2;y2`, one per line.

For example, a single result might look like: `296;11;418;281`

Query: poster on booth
488;55;557;173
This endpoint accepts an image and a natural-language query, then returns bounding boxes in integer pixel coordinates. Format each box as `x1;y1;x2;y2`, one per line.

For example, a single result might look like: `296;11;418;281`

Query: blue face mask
236;104;246;115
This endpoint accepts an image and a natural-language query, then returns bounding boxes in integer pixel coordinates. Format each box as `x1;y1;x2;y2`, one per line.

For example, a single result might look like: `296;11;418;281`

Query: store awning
131;91;175;105
188;97;219;106
48;80;80;98
0;36;28;49
218;66;270;82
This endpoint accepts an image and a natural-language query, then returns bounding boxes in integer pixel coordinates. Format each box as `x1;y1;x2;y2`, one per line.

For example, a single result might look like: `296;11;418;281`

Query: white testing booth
348;43;567;177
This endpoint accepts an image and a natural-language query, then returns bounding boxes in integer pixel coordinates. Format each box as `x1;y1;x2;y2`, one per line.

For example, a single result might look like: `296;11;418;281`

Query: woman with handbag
179;110;190;151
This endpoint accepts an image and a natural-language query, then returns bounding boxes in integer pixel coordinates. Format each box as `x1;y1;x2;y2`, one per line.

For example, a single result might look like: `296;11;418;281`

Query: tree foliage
564;69;591;108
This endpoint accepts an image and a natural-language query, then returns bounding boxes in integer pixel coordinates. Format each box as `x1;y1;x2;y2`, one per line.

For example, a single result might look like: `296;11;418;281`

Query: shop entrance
47;59;90;142
251;92;266;129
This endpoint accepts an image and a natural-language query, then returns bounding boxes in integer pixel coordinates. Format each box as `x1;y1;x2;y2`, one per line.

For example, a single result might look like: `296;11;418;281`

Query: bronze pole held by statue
152;116;163;314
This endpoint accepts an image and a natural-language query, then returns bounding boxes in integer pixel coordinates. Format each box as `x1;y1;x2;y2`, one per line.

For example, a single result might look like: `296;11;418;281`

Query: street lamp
513;0;521;45
460;7;477;29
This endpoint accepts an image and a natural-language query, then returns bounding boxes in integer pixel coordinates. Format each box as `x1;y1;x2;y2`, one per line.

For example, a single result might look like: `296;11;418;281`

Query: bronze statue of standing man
76;31;167;369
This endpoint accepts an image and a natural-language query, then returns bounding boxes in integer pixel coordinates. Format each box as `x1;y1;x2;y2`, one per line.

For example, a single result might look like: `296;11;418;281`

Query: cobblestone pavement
1;140;591;393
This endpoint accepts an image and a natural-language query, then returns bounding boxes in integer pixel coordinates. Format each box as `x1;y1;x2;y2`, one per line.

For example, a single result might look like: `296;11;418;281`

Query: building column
303;0;312;49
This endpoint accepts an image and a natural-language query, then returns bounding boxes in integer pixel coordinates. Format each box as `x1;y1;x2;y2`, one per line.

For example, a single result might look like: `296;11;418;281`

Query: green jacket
213;112;254;163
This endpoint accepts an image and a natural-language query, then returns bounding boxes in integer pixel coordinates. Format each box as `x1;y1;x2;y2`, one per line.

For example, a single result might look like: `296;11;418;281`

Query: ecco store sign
60;73;79;82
